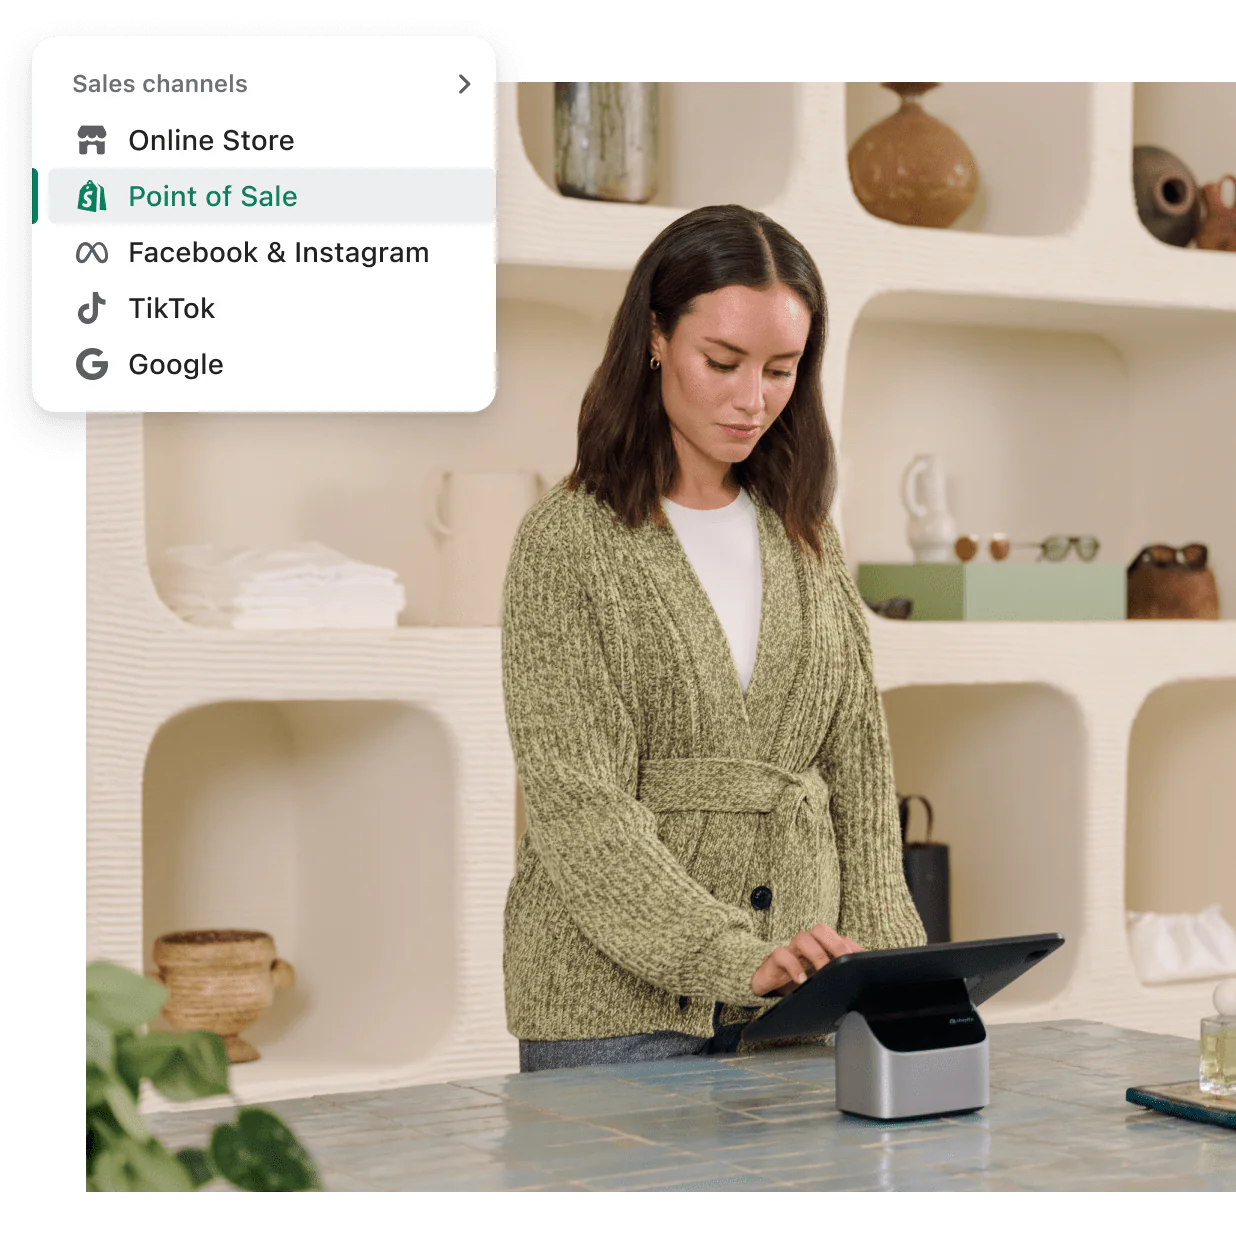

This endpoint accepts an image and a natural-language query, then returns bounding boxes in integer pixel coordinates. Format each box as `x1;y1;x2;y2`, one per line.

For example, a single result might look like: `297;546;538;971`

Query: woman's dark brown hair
567;202;837;562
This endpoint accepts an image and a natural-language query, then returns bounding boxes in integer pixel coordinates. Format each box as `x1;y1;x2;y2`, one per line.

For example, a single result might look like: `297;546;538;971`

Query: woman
500;203;925;1074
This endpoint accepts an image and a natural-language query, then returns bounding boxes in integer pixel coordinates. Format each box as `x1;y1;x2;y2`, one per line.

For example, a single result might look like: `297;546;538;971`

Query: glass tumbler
1199;1013;1236;1096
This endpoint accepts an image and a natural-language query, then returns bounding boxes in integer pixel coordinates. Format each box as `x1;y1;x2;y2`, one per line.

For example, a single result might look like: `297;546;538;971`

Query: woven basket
146;929;295;1063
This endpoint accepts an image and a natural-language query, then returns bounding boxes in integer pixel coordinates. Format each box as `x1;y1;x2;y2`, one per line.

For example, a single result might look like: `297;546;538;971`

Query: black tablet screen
740;933;1064;1044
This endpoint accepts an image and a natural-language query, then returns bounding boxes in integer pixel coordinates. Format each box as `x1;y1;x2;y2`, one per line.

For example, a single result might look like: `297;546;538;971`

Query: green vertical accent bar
31;168;37;223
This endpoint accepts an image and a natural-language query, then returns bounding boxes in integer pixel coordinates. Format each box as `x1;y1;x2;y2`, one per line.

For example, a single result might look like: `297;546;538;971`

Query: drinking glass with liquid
1200;1013;1236;1096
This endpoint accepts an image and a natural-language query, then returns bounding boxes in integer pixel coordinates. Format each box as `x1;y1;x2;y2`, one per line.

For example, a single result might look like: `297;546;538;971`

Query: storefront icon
78;125;107;154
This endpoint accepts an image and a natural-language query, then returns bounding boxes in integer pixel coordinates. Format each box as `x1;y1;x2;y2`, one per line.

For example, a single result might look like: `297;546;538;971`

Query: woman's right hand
751;924;864;998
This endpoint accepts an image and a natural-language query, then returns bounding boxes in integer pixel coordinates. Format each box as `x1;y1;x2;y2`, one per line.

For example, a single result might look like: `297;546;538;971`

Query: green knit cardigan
500;478;926;1044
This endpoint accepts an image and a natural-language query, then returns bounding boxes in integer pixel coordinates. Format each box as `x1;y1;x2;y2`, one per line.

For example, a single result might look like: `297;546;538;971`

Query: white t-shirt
660;487;763;694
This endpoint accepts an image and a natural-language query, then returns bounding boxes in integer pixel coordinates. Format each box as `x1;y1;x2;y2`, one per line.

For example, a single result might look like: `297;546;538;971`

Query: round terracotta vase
148;929;295;1064
848;83;979;228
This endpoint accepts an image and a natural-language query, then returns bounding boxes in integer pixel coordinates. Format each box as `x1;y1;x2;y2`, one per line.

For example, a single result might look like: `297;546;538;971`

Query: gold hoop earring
650;355;660;370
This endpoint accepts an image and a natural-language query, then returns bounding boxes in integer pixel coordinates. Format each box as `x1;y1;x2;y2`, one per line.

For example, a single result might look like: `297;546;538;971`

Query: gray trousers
518;1002;745;1073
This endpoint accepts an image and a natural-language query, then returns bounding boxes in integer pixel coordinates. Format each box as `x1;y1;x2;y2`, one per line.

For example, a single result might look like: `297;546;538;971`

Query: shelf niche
1126;678;1236;953
1132;83;1236;248
143;290;608;628
844;83;1091;237
516;82;795;211
142;700;459;1077
840;290;1236;618
883;682;1083;1010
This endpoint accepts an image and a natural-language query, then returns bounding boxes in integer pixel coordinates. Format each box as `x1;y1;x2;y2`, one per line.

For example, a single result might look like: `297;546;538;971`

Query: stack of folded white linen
153;542;406;629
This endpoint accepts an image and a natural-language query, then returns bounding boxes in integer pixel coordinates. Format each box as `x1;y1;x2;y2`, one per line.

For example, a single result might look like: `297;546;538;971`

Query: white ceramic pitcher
900;454;957;563
427;470;548;625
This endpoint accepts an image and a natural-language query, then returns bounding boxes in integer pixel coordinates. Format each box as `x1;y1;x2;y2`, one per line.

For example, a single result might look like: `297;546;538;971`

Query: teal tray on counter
1126;1080;1236;1130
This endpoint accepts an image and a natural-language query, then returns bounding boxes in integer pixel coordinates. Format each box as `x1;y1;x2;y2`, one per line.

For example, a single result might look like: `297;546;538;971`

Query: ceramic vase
428;470;548;625
147;929;295;1064
901;454;957;563
848;83;978;228
1132;146;1201;247
1196;176;1236;252
554;83;659;203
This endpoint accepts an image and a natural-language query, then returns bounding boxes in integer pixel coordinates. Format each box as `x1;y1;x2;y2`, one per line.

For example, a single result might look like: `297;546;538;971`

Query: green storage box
856;562;1126;621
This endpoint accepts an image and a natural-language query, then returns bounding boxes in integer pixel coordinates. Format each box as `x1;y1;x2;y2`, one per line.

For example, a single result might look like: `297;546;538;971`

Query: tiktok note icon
78;292;105;324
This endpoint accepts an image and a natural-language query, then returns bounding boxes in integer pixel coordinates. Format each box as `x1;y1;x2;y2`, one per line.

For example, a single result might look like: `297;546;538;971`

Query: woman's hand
751;924;864;998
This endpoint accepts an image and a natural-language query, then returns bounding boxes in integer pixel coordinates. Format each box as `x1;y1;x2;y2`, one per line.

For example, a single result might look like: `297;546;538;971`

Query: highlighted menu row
48;168;492;222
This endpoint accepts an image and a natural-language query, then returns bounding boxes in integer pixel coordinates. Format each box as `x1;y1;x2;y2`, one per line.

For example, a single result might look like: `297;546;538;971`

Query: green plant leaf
119;1029;231;1102
88;1109;121;1178
175;1146;214;1187
86;1063;111;1108
87;1014;114;1070
210;1107;321;1191
87;961;167;1032
89;1137;198;1191
90;1148;128;1191
103;1079;152;1144
113;1031;143;1101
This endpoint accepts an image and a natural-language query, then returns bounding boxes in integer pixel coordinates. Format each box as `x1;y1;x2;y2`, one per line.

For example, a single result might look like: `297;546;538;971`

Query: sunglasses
955;534;1100;563
1127;543;1208;572
864;595;913;619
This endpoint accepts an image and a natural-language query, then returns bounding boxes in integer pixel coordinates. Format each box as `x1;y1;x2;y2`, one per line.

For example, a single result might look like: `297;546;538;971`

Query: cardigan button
679;995;690;1011
750;885;772;911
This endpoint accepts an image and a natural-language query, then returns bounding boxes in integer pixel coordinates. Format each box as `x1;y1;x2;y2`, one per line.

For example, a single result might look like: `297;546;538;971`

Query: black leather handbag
897;793;951;944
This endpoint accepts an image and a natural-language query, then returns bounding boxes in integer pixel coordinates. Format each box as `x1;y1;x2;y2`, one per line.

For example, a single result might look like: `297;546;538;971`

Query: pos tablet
739;933;1065;1120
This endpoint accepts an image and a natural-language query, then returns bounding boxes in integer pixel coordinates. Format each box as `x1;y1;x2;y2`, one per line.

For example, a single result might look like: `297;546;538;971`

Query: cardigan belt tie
635;756;827;827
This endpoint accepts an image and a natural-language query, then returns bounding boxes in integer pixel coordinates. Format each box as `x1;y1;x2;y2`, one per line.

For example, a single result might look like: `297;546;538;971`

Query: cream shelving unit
86;83;1236;1116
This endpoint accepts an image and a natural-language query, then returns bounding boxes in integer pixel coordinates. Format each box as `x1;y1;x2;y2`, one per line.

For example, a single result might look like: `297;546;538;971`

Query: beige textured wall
517;82;795;210
90;85;1236;1109
143;295;603;626
1127;681;1236;922
1126;316;1236;615
143;700;462;1065
845;83;1092;236
840;319;1131;568
884;684;1085;1007
1134;82;1236;188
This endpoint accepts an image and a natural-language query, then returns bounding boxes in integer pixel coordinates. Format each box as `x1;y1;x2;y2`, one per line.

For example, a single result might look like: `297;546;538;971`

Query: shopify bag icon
77;179;107;212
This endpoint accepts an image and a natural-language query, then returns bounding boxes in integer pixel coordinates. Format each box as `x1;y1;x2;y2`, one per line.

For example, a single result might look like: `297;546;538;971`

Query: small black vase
1132;145;1201;247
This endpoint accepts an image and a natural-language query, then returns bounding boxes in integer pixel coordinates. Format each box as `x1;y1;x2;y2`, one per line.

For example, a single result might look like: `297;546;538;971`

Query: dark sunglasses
1128;543;1208;572
865;595;913;620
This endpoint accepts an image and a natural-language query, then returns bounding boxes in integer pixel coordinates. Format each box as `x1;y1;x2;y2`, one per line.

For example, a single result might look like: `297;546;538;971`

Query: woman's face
650;281;811;474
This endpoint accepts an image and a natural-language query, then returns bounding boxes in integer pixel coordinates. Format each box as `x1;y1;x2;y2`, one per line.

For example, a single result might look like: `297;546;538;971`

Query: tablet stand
833;976;990;1119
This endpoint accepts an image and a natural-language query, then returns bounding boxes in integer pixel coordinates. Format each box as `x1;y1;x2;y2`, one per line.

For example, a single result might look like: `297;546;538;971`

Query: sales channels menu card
32;35;496;412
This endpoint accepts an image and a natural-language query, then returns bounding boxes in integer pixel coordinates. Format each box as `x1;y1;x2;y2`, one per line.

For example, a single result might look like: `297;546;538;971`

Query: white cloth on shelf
153;541;406;629
1126;903;1236;984
173;608;400;630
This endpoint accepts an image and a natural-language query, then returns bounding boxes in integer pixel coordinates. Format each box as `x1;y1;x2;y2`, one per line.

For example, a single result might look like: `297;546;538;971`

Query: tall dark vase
1132;145;1201;246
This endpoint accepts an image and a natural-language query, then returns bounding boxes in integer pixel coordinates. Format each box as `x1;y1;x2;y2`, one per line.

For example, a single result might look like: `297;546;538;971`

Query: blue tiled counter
142;1020;1235;1191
